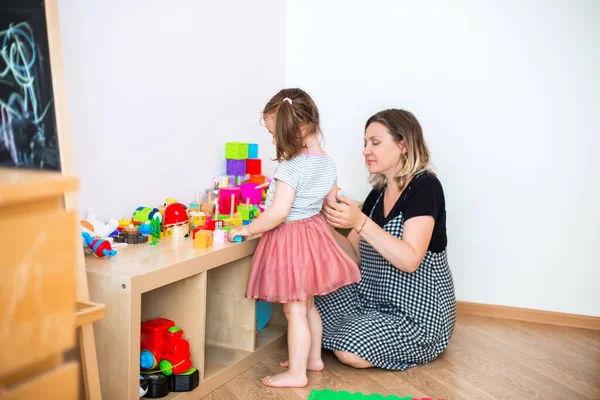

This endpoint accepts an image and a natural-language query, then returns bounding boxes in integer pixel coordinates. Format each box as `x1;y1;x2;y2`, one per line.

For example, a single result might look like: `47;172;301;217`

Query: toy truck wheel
159;360;173;376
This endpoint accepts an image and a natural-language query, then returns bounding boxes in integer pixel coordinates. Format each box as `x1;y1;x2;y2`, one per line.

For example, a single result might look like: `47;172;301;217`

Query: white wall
285;0;600;316
58;0;283;221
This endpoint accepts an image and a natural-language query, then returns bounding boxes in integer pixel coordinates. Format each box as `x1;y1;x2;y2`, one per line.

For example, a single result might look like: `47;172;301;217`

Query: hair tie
283;97;292;105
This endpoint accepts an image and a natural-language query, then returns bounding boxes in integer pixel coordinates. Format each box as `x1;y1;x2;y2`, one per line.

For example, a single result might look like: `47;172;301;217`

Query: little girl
229;88;361;388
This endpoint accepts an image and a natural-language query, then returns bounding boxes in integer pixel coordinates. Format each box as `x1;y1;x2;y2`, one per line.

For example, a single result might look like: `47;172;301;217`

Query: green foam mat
308;389;413;400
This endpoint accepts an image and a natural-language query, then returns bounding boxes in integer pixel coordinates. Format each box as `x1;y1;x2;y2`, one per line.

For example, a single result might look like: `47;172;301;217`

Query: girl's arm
324;196;434;273
229;180;295;240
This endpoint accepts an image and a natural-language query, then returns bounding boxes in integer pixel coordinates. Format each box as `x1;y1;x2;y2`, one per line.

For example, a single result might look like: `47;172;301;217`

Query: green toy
150;218;160;246
308;390;412;400
225;142;249;160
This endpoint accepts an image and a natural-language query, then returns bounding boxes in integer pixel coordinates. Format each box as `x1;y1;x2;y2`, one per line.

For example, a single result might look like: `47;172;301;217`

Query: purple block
227;159;246;176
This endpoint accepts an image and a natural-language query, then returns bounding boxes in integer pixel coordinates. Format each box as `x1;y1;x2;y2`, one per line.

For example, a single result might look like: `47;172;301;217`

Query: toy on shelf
218;187;240;218
194;230;212;248
189;211;207;228
226;159;246;176
163;203;190;238
139;375;149;398
141;373;168;398
225;142;249;160
82;232;117;258
164;198;178;206
240;182;262;205
168;367;199;392
250;174;266;184
114;225;149;244
150;218;161;246
140;318;192;376
213;229;228;243
133;207;163;226
246;158;261;175
80;209;119;238
118;218;132;231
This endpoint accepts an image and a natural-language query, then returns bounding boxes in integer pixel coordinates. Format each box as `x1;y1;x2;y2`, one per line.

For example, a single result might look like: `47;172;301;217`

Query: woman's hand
228;225;251;242
323;195;366;230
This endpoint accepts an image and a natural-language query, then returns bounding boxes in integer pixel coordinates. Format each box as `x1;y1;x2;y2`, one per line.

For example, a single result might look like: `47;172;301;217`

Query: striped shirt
265;153;337;221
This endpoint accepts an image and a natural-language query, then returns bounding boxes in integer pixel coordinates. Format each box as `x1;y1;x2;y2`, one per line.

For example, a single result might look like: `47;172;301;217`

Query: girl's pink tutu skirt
246;214;361;303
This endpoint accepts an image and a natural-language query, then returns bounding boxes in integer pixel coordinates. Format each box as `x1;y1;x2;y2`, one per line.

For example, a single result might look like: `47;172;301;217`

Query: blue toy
82;232;117;258
256;300;272;331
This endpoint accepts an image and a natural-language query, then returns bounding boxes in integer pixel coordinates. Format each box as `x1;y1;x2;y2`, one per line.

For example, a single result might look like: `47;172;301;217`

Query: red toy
246;158;261;175
140;318;192;375
164;203;189;226
82;232;117;258
207;219;225;231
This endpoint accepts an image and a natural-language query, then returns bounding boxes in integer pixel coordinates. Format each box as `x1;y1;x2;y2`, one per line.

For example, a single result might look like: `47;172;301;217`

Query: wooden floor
203;313;600;400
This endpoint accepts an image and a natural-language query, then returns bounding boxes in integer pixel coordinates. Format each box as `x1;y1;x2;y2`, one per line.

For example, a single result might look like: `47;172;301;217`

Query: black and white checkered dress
316;172;456;370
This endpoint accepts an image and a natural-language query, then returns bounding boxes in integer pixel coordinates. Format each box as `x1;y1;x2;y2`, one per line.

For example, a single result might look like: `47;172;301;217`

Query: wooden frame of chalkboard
0;0;74;173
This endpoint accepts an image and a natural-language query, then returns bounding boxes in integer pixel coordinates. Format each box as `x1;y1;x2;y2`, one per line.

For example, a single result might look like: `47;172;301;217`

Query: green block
226;142;249;160
308;389;412;400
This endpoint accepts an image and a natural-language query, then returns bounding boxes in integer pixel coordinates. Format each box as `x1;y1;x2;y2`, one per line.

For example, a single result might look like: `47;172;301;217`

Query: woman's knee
333;351;374;369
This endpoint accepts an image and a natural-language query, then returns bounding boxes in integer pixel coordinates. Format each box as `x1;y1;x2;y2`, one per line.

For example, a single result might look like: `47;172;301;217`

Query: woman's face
363;122;406;176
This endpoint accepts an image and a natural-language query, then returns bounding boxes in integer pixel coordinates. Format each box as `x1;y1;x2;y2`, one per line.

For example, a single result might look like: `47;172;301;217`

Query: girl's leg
280;296;324;371
262;300;310;387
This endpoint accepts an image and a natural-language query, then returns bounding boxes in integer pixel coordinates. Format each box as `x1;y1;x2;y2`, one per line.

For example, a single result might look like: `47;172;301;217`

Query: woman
318;109;456;370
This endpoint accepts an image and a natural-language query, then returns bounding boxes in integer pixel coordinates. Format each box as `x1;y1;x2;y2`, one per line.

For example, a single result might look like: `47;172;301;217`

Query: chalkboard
0;0;60;170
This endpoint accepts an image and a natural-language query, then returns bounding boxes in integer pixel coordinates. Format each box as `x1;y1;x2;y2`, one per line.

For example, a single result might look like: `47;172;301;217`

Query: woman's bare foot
279;358;324;371
261;371;308;388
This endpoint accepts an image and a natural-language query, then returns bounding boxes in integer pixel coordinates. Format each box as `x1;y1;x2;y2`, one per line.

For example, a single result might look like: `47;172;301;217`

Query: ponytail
275;100;303;161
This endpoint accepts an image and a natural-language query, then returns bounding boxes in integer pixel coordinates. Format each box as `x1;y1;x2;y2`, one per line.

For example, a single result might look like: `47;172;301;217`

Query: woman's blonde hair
365;109;431;191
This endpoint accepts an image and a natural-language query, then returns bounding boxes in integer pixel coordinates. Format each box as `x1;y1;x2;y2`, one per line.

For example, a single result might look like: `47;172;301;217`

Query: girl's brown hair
263;88;320;161
365;109;431;190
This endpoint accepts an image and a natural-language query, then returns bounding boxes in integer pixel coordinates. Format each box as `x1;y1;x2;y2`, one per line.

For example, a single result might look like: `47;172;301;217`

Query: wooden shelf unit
0;169;81;399
85;236;286;400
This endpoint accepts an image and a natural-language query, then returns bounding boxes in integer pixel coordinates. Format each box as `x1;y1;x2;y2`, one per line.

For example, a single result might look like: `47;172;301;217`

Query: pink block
213;229;228;243
219;187;241;214
240;183;262;205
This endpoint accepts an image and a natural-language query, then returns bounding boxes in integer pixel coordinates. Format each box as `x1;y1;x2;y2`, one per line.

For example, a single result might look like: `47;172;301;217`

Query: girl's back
265;153;336;221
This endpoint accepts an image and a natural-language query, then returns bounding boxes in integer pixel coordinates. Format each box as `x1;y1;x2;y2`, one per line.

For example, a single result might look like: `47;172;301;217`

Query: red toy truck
140;318;192;375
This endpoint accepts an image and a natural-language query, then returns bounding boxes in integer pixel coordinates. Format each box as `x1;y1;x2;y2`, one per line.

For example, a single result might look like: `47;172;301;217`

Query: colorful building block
234;175;249;186
208;219;225;231
249;174;265;184
194;231;212;248
190;212;207;228
218;187;241;215
226;159;246;176
233;236;244;242
240;183;262;205
213;229;228;243
225;142;248;160
213;175;235;189
228;218;243;227
246;158;261;175
248;143;259;159
192;225;210;238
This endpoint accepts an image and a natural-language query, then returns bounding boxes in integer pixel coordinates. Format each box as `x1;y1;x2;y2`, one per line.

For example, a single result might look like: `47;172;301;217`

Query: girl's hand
228;225;251;242
323;195;365;230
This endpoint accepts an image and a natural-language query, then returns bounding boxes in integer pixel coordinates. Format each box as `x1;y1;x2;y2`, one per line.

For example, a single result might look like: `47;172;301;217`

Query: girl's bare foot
279;358;324;371
261;371;308;388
